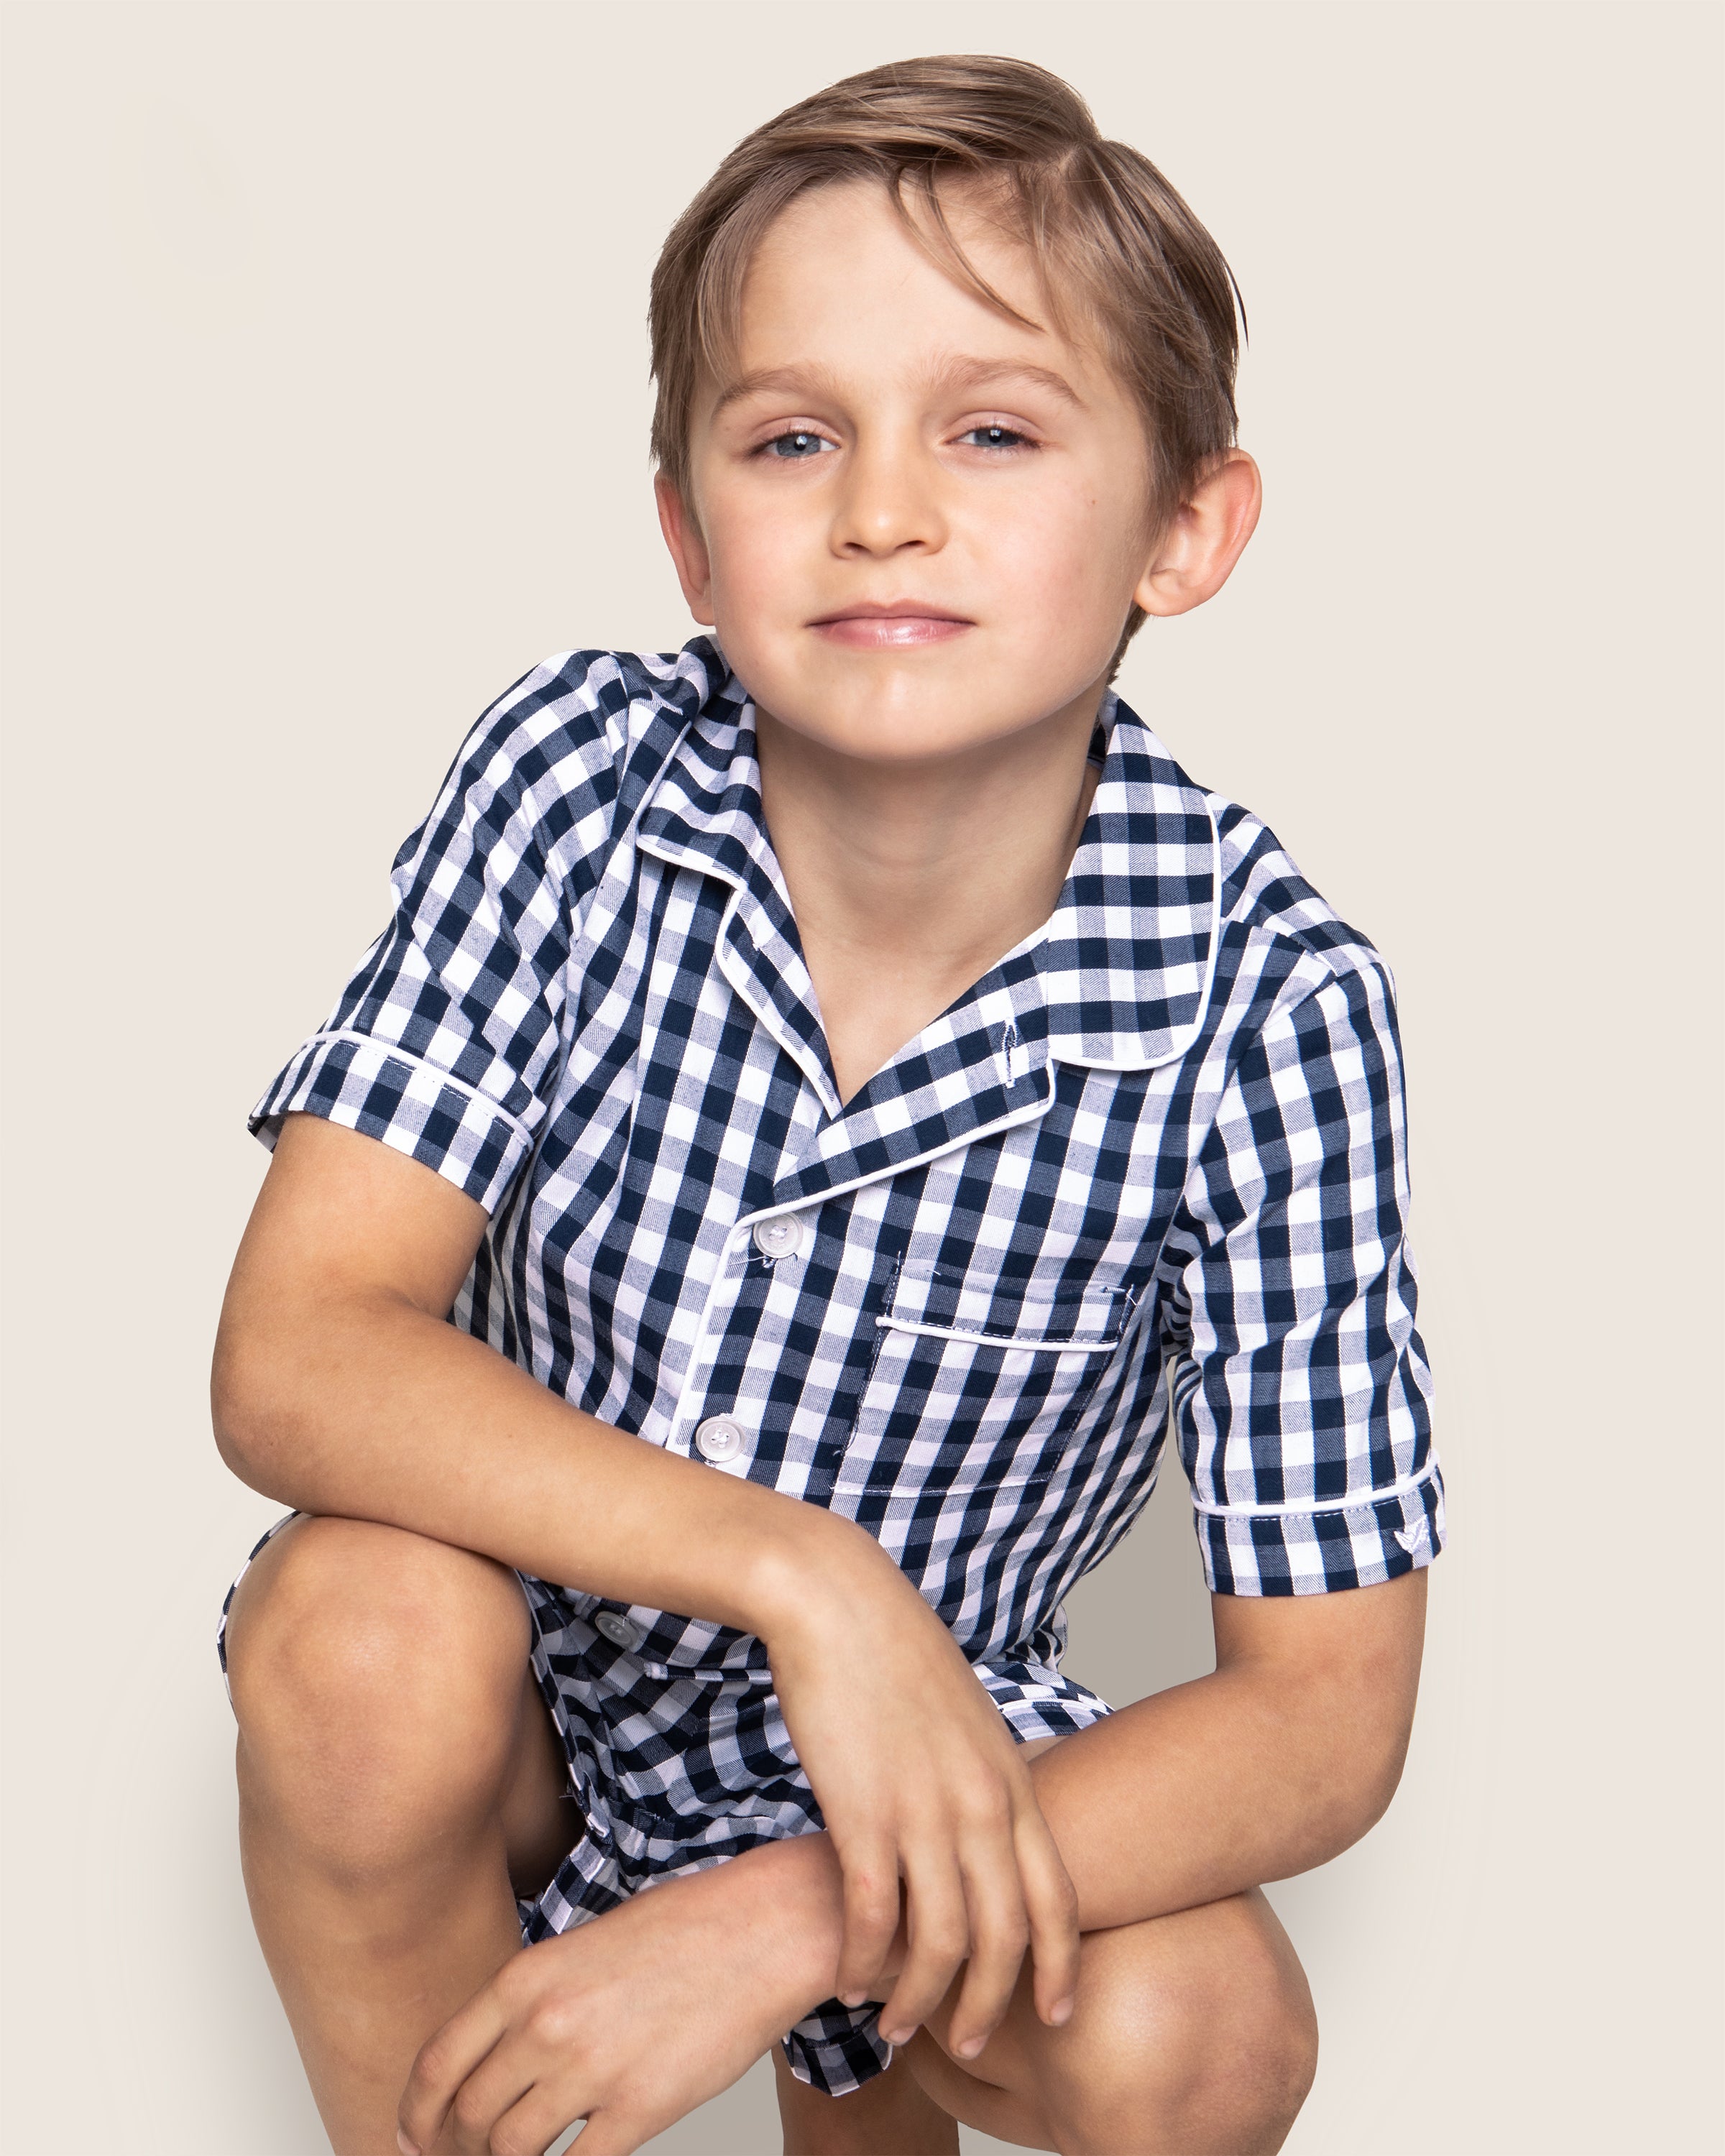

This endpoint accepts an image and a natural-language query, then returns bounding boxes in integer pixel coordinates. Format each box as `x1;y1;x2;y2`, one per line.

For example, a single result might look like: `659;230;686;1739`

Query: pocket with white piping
875;1259;1128;1354
833;1258;1137;1501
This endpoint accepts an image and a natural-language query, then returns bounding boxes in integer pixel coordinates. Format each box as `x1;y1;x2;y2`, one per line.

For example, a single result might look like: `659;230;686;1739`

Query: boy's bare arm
213;1111;860;1640
1029;1570;1427;1925
635;1575;1425;2045
397;1573;1423;2153
720;1567;1425;1955
212;1111;1079;2057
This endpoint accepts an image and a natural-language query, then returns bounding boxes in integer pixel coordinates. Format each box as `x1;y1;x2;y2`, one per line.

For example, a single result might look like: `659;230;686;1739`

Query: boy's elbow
1340;1743;1410;1850
1312;1707;1417;1861
210;1308;300;1485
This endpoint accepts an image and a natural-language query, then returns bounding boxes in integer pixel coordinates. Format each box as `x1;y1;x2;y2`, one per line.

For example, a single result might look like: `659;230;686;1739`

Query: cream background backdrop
2;4;1719;2152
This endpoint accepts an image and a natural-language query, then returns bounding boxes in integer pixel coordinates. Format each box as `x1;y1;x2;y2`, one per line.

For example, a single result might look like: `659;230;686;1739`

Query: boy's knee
1166;1942;1318;2152
1052;1902;1317;2154
227;1516;531;1861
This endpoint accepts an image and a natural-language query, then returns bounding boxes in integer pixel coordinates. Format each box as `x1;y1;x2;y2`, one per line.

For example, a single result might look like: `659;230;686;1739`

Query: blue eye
962;425;1029;450
766;430;828;459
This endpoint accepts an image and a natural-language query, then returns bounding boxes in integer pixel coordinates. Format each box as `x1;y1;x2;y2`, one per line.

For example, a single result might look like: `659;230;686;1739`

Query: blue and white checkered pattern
220;637;1441;2094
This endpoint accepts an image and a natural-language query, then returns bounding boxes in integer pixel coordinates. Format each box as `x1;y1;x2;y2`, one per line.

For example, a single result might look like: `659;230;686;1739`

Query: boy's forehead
712;178;1116;407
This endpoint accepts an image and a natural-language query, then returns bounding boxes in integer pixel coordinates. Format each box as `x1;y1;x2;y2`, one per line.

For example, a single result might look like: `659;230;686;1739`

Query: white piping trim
285;1031;538;1150
638;849;845;1121
712;885;845;1120
740;1067;1057;1223
667;1240;745;1457
1190;1456;1439;1519
875;1315;1121;1356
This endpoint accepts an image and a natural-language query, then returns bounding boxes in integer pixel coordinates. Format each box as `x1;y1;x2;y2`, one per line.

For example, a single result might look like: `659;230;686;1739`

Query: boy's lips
809;603;972;650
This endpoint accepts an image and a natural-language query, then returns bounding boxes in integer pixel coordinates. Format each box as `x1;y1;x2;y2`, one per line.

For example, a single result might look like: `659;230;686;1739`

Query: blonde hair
648;55;1244;655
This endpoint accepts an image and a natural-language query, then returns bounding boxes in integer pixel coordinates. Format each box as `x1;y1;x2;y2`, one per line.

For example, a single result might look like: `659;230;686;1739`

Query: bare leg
903;1886;1318;2156
776;1892;1314;2156
224;1516;571;2155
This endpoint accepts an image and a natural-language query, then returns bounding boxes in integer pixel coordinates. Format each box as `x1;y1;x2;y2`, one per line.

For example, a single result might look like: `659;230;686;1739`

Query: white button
695;1415;745;1462
752;1214;807;1259
594;1611;640;1651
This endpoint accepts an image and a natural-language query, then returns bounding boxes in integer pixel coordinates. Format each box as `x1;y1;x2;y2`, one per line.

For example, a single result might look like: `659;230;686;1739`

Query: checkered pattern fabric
221;637;1441;2094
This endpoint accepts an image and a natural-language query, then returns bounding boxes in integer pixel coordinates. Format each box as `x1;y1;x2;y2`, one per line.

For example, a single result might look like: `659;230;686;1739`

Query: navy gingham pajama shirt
218;637;1442;2095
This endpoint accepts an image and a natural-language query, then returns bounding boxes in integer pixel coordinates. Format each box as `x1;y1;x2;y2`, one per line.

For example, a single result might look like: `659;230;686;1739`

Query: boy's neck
753;686;1107;1106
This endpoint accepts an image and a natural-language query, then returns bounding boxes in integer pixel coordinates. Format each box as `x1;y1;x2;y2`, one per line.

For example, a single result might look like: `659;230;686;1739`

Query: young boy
213;55;1440;2156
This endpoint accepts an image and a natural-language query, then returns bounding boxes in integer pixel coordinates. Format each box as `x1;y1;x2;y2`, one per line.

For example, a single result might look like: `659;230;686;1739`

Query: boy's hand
396;1835;842;2156
753;1526;1080;2059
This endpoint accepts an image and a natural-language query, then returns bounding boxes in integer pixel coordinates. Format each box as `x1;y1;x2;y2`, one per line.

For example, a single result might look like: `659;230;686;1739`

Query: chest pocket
834;1258;1135;1499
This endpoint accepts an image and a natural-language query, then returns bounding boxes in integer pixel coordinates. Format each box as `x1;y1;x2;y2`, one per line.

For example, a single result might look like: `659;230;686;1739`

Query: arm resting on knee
1025;1570;1430;1932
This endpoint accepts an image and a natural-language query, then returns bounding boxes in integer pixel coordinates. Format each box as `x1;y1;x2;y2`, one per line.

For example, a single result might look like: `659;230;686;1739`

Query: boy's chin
753;701;1082;773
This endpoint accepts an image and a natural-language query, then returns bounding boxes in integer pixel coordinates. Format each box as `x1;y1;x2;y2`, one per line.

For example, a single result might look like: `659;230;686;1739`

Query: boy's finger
834;1835;903;2004
1016;1810;1082;2027
484;2084;592;2156
429;2040;539;2156
560;2109;641;2156
944;1846;1031;2059
878;1855;969;2045
396;1990;508;2155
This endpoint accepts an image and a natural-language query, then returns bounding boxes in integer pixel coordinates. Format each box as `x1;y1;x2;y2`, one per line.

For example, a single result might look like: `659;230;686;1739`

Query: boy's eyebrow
934;356;1084;408
709;355;1085;416
709;364;847;417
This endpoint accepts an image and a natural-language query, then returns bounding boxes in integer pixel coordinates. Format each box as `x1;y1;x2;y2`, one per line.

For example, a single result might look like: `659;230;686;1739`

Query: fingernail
397;2134;420;2156
1051;1996;1075;2026
882;2025;913;2046
954;2034;983;2059
839;1991;866;2007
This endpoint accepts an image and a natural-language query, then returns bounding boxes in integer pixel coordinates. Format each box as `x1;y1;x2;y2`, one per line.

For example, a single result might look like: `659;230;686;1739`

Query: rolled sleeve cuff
248;1030;536;1216
1197;1456;1446;1595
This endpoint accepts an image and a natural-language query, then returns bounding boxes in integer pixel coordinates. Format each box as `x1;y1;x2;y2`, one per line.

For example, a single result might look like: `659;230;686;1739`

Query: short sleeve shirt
245;638;1443;2087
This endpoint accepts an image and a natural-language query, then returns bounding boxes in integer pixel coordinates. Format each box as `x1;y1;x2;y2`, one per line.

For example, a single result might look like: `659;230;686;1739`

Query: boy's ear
1134;450;1262;619
655;476;717;626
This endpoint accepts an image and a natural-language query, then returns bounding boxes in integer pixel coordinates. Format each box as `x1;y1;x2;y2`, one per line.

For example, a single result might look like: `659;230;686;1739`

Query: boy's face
658;180;1206;768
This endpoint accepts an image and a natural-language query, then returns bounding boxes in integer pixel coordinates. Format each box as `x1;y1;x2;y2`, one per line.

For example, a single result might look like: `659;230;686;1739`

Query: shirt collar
1030;688;1219;1070
633;641;1218;1105
635;647;842;1111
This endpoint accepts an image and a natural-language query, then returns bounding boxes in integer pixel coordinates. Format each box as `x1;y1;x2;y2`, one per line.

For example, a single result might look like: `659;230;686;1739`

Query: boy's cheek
704;517;823;637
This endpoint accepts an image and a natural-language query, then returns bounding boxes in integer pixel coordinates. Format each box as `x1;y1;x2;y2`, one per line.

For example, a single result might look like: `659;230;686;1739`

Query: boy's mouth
809;602;972;650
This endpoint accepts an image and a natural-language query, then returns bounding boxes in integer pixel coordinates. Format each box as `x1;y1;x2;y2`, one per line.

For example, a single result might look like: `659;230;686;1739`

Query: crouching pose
213;54;1440;2156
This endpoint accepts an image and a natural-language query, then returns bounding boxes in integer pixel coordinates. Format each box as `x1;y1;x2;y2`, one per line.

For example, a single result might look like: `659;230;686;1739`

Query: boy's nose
829;440;948;558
